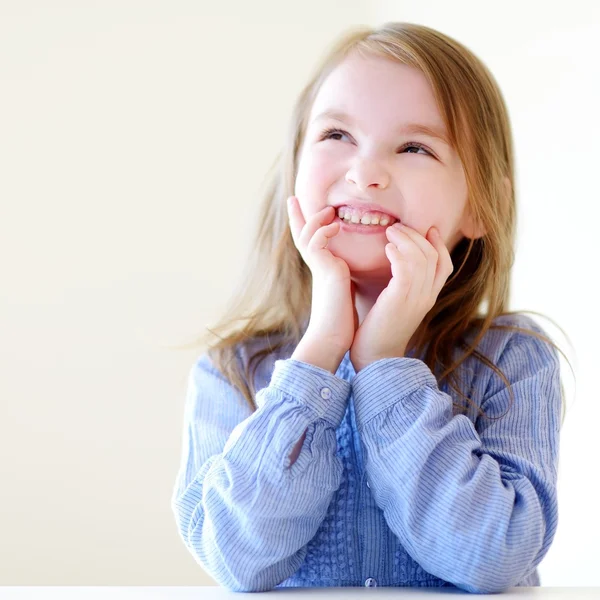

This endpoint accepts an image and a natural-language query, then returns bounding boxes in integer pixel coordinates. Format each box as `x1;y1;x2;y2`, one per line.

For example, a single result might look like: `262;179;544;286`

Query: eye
319;127;350;142
398;142;433;156
318;127;435;157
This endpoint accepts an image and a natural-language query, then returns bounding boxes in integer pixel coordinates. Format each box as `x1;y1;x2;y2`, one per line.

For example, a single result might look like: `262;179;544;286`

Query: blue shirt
171;314;562;593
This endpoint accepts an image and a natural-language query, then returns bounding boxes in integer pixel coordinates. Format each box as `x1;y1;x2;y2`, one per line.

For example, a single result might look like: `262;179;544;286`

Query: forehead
309;53;444;130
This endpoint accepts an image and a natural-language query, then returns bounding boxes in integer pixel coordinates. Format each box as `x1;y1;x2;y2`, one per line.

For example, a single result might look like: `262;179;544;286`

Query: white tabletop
0;587;598;599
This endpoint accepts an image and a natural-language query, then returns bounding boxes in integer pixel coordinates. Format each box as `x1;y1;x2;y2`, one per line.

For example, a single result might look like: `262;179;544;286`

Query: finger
385;226;430;301
385;226;429;273
288;196;333;233
286;196;304;244
387;224;438;297
308;221;340;252
387;223;437;264
427;227;454;293
298;205;335;249
419;227;441;299
384;243;412;298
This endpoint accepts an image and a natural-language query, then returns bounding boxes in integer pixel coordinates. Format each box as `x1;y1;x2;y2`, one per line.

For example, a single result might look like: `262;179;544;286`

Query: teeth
361;214;378;225
337;207;395;227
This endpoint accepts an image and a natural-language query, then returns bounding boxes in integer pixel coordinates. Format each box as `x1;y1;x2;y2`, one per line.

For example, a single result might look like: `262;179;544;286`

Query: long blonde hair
170;22;573;424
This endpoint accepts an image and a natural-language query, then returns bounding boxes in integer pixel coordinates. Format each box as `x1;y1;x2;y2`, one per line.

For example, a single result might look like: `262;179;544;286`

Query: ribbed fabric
171;314;562;593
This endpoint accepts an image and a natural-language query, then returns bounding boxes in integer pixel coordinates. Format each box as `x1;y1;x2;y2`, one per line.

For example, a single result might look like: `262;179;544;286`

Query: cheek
409;196;464;241
295;148;340;198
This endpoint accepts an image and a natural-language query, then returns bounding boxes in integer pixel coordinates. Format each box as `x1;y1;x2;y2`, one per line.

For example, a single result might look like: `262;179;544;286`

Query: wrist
292;337;346;374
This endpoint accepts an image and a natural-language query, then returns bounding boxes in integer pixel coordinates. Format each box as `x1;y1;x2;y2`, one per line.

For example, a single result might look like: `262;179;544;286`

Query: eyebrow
312;109;451;145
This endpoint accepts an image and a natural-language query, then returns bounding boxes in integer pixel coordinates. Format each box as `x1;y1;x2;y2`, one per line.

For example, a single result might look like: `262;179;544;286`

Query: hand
287;196;359;357
349;222;454;372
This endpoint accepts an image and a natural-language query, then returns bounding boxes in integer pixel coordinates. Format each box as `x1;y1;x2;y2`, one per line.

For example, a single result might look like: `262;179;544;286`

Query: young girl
170;22;569;593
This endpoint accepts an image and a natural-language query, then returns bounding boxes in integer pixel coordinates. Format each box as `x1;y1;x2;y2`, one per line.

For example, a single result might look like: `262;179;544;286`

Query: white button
320;387;332;400
366;480;371;489
365;578;377;587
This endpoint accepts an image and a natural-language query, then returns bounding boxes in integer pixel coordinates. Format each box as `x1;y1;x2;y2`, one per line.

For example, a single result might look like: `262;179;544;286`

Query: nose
345;157;390;191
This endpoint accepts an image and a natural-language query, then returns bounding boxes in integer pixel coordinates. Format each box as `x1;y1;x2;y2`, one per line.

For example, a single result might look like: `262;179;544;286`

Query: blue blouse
171;314;562;593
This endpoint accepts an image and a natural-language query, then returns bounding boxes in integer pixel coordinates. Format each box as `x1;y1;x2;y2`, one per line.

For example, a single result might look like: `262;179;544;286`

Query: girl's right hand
287;195;358;356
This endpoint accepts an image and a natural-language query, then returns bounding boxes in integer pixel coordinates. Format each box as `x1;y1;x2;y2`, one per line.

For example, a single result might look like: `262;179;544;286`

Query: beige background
1;0;597;586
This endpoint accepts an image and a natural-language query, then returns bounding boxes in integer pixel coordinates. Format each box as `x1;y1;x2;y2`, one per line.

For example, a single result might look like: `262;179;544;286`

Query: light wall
0;0;597;586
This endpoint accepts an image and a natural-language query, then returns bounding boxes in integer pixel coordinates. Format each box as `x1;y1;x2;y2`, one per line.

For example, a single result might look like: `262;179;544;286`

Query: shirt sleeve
351;331;562;594
170;352;351;591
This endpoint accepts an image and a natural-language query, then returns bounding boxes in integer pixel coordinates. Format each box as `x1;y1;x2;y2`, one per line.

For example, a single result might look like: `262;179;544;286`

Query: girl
170;22;570;593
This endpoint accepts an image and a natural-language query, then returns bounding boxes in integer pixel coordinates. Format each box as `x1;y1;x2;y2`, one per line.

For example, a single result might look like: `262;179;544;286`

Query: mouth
333;215;393;235
332;202;402;225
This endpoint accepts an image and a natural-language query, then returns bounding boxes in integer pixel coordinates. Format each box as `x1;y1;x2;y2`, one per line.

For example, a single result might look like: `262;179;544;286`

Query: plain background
1;0;598;587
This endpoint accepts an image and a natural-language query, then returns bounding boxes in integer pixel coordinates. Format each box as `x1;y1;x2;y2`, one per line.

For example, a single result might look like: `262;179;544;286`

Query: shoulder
466;313;558;365
193;332;295;393
471;313;561;400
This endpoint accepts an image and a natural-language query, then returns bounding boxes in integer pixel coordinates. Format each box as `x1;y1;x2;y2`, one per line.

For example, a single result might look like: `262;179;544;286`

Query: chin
329;244;391;278
348;262;392;281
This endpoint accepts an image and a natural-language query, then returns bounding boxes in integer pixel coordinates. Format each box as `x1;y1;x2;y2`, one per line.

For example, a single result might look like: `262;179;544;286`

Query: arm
171;349;351;592
288;338;347;464
351;332;562;594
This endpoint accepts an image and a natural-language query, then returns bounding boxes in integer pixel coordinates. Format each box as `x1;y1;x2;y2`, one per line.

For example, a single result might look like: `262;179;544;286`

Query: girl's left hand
349;223;454;372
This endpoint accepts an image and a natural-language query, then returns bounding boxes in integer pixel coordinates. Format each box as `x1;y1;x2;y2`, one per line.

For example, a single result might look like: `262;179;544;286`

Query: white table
0;588;598;599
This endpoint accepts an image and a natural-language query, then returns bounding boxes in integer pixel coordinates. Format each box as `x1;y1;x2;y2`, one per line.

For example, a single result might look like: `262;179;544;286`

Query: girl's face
294;52;476;278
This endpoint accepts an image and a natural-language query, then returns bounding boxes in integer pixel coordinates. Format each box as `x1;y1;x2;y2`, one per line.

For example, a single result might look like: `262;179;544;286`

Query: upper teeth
337;206;397;226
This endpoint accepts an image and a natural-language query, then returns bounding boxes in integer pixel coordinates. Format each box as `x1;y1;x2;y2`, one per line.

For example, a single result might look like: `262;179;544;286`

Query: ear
459;176;511;240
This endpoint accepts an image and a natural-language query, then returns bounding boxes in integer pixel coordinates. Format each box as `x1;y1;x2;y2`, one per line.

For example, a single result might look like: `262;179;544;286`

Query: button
320;387;332;400
366;480;371;489
365;578;377;587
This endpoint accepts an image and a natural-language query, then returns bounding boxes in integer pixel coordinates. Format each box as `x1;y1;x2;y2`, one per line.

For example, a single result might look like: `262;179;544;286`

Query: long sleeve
351;331;562;594
170;352;351;591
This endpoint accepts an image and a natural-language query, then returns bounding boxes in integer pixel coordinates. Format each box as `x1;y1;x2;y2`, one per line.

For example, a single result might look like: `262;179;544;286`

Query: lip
334;215;391;234
331;201;401;224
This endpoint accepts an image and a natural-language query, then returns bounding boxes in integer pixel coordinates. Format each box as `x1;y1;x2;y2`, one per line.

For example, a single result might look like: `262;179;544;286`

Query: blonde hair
170;22;573;424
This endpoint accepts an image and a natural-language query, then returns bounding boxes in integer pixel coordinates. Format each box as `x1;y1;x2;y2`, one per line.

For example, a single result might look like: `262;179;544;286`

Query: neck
351;277;385;327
